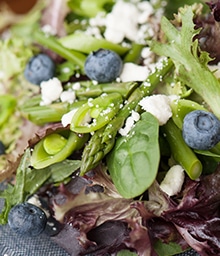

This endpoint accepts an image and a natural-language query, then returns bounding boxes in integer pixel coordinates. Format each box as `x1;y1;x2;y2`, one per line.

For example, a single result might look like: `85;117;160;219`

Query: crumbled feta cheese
72;82;81;90
120;62;150;82
60;90;76;103
40;77;63;105
89;12;106;27
104;1;140;43
85;0;163;45
61;109;77;127
139;94;173;125
119;110;140;136
137;1;154;24
141;47;156;66
160;165;185;196
61;108;92;128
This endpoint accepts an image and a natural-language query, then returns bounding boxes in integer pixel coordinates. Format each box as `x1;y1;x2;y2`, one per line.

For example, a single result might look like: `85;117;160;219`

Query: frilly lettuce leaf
0;37;33;85
151;4;220;119
0;148;81;224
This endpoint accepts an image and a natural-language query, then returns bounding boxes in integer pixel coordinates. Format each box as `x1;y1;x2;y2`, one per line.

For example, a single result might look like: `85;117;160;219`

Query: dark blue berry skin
8;202;47;237
0;141;5;155
43;216;63;236
24;53;55;85
84;49;123;83
182;110;220;150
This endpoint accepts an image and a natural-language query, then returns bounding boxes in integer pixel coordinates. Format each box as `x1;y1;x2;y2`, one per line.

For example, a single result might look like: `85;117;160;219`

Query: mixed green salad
1;0;220;255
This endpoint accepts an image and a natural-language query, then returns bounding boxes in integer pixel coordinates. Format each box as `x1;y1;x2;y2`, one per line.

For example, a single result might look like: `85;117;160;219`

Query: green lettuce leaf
68;0;114;18
0;149;81;224
151;5;220;119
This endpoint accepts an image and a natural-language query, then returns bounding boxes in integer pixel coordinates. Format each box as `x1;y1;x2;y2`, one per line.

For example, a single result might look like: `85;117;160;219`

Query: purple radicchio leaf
51;166;159;255
160;166;220;256
194;2;220;64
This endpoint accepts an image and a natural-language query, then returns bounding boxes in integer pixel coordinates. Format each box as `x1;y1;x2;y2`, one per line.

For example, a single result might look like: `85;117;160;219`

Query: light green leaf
59;33;129;55
151;5;220;119
154;240;186;256
117;250;137;256
107;112;160;198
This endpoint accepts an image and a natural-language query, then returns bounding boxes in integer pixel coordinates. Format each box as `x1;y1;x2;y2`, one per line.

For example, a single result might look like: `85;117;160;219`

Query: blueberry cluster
182;110;220;150
0;141;5;155
84;49;123;83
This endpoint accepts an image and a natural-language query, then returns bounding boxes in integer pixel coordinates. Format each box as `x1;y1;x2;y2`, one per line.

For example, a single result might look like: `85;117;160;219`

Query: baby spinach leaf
107;112;160;198
117;250;137;256
154;240;185;256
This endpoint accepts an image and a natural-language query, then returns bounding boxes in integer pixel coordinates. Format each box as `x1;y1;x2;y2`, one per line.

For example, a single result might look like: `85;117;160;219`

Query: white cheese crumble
61;109;77;127
40;77;63;105
104;1;139;44
119;110;140;136
60;90;76;103
159;165;185;196
138;94;173;125
137;1;154;24
72;82;81;90
61;108;92;128
120;62;150;82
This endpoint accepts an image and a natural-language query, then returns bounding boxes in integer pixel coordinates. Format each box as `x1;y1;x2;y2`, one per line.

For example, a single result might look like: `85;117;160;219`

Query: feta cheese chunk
120;63;150;82
160;165;185;196
61;109;77;127
119;110;140;136
60;90;76;103
104;1;139;43
40;77;63;105
139;94;172;125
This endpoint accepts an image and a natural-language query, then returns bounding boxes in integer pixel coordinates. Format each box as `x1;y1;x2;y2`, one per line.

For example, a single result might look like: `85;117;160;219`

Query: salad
0;0;220;255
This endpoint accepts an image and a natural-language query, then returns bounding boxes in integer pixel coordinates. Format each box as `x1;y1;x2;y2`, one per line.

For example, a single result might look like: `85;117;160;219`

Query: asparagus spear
80;57;174;174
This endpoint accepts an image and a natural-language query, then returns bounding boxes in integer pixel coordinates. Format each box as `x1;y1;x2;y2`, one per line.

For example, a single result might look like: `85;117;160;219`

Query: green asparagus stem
161;119;202;180
33;30;86;70
123;43;144;63
80;57;174;174
70;92;123;133
74;81;139;99
21;81;137;125
21;100;86;125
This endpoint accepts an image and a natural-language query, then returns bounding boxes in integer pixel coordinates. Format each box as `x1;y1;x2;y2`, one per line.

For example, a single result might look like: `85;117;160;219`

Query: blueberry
43;216;63;236
84;49;123;83
0;141;5;155
8;202;47;236
24;53;56;85
182;110;220;150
